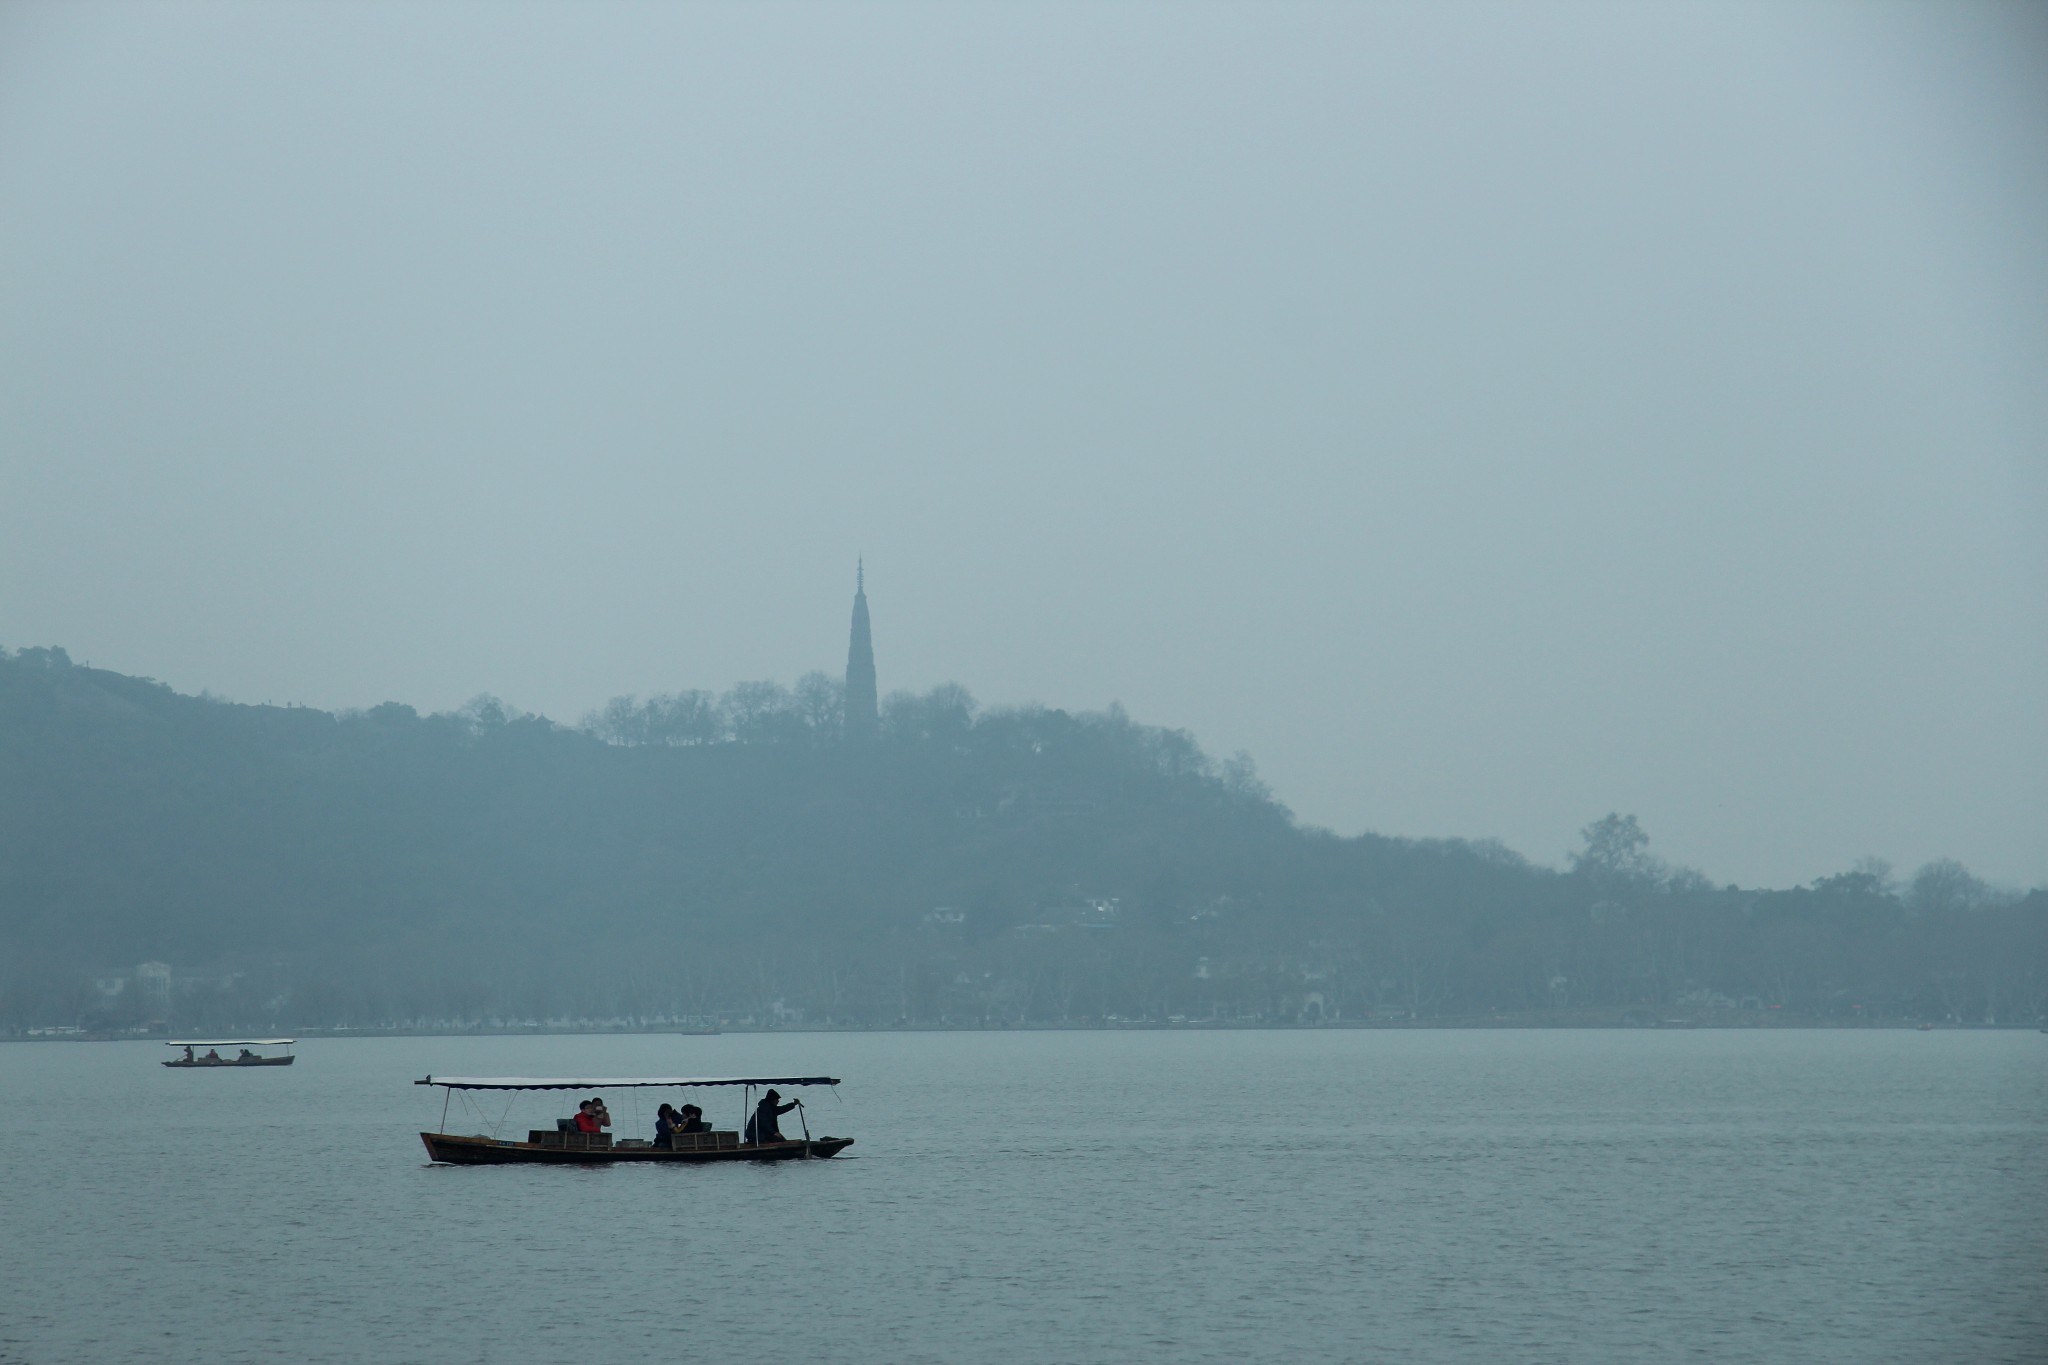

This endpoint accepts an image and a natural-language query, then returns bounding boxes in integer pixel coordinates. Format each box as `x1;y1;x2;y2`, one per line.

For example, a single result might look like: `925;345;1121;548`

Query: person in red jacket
573;1099;610;1134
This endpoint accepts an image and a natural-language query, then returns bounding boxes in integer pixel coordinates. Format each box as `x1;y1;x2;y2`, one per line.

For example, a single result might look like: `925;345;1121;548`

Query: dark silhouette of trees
793;672;843;742
1572;813;1656;886
1909;858;1993;916
1;645;2041;1031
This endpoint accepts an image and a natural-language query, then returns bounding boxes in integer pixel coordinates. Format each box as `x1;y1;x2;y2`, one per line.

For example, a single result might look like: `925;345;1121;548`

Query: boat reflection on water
414;1074;853;1165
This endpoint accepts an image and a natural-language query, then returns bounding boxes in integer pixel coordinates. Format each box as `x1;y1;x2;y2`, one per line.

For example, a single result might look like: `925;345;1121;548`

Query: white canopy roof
415;1075;838;1091
168;1039;294;1047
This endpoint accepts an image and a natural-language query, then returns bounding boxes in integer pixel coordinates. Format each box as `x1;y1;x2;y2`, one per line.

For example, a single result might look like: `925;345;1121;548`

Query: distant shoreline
8;1018;2042;1042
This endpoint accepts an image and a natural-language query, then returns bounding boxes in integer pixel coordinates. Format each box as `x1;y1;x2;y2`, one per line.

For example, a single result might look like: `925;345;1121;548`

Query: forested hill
2;645;2041;1032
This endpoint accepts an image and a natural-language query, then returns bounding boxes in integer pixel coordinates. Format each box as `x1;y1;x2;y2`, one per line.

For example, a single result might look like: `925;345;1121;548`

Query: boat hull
419;1132;854;1165
163;1056;296;1067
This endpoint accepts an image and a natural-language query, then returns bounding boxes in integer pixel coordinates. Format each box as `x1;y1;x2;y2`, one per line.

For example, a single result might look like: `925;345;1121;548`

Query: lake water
1;1030;2042;1363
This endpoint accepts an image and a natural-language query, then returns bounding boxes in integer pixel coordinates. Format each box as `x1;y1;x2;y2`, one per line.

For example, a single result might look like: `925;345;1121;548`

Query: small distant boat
414;1074;853;1165
164;1039;295;1067
1916;1022;1936;1031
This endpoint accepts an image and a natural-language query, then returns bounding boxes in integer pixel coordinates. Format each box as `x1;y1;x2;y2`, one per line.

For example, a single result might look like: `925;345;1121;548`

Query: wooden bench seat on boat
660;1130;740;1151
528;1130;613;1150
519;1129;740;1151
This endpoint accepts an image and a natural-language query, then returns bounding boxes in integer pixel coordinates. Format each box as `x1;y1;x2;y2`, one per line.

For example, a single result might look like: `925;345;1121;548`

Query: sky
2;1;2043;888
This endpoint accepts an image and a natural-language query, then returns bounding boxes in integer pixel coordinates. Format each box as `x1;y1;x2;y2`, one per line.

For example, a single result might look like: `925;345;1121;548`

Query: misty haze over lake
2;1;2043;889
3;5;2046;1364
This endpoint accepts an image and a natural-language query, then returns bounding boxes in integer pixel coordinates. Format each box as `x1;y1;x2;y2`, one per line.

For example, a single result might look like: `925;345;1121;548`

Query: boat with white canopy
164;1039;295;1068
414;1074;853;1165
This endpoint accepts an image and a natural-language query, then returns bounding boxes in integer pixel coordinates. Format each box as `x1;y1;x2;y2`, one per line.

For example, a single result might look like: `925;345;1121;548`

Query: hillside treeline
1;645;2041;1031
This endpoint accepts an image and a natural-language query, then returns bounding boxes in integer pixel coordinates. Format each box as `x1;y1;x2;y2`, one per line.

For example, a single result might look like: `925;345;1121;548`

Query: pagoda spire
844;561;878;740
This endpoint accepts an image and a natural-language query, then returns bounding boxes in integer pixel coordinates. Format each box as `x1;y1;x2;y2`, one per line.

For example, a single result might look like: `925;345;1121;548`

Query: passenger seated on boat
655;1103;680;1144
678;1104;708;1134
182;1046;195;1063
573;1100;602;1134
237;1049;258;1062
744;1090;799;1144
204;1049;223;1063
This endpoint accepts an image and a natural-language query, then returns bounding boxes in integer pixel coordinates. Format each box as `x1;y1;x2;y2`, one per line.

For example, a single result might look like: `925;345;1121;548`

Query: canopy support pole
440;1088;452;1134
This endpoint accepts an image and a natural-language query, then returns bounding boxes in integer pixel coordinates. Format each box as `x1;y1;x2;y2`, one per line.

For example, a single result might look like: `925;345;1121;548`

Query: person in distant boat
237;1048;258;1062
590;1097;612;1131
655;1103;680;1145
574;1100;602;1134
204;1048;223;1063
677;1104;708;1134
182;1046;195;1063
745;1090;799;1144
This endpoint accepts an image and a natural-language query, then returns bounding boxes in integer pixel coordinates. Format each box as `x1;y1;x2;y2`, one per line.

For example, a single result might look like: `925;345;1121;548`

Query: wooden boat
163;1039;296;1067
414;1074;854;1166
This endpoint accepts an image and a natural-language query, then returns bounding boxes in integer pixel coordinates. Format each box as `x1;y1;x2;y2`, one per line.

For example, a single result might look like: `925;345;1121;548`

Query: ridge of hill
1;646;2040;1031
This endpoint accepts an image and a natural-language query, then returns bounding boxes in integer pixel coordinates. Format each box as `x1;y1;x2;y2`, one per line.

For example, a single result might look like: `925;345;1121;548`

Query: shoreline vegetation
12;1014;2046;1043
3;644;2043;1035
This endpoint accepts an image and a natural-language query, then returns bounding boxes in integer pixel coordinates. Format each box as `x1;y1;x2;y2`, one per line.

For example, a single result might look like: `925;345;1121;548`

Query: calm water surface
1;1030;2042;1364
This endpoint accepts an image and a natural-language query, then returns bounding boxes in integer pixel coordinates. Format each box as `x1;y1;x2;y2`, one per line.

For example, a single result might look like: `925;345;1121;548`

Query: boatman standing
745;1089;800;1144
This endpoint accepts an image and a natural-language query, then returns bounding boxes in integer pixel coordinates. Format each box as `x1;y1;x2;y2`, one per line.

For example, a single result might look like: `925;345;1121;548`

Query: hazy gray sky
3;1;2043;887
